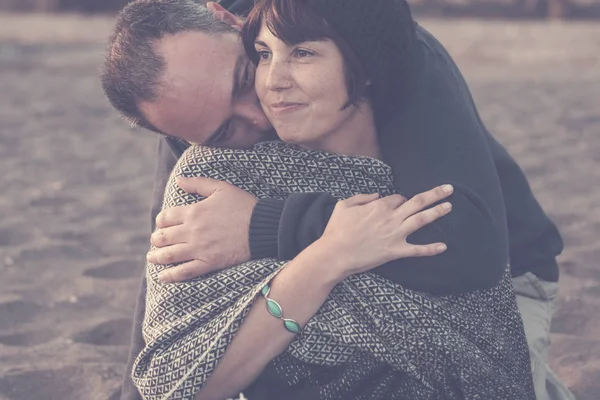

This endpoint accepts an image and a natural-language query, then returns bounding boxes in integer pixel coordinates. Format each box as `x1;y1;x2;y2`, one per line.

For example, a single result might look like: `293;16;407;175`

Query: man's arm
249;194;334;260
120;136;184;400
249;186;501;296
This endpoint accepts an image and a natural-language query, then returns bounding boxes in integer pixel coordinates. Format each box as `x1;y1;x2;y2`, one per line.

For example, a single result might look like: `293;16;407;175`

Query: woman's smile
268;101;307;116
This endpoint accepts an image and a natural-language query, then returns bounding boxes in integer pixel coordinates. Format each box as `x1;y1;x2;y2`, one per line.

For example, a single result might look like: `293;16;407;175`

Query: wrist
296;238;347;286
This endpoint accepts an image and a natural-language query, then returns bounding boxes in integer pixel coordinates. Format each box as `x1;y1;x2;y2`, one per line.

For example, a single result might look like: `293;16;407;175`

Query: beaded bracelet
260;282;301;334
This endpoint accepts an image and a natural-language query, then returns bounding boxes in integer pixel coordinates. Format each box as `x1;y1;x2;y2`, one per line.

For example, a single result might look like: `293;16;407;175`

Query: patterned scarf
132;141;535;400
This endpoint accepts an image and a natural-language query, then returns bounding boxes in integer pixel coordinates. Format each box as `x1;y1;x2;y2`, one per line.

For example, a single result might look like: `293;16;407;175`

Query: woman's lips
269;102;306;116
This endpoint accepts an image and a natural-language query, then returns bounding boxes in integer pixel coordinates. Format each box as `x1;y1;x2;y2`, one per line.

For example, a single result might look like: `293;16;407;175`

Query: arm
195;239;340;400
249;194;335;260
148;177;491;294
120;136;185;400
376;27;510;293
196;189;452;400
249;182;502;296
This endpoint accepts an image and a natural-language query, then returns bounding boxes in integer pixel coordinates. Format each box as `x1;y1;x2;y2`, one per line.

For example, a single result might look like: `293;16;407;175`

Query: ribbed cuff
249;198;285;260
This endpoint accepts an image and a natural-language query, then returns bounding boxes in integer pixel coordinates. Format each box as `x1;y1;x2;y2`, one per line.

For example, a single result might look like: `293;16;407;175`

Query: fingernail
442;184;454;194
146;252;151;261
437;244;447;252
442;202;452;210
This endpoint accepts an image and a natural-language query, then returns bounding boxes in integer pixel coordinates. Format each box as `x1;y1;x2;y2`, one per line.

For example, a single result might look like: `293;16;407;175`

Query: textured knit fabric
132;141;534;400
248;198;284;259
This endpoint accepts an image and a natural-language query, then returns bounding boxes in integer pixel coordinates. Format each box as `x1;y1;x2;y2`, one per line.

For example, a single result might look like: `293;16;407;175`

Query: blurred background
0;1;598;400
2;0;600;17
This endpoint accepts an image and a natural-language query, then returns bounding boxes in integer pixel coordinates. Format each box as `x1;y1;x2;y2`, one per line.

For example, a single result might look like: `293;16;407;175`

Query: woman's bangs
260;0;332;45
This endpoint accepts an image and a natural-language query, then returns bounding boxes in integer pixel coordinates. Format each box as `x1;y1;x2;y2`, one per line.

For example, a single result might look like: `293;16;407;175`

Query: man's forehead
147;31;243;143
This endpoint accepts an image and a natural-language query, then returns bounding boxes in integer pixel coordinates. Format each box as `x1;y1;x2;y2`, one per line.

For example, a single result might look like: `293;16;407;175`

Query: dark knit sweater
249;25;563;292
119;2;562;399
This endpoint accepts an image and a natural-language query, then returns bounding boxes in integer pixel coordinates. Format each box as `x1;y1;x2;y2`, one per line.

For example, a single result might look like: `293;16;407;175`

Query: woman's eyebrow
254;40;269;48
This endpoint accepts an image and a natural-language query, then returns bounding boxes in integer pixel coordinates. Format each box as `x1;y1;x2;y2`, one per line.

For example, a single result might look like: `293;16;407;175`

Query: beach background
0;3;599;400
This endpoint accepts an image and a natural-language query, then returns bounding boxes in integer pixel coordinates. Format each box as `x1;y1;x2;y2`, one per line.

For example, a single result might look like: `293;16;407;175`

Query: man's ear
206;2;244;30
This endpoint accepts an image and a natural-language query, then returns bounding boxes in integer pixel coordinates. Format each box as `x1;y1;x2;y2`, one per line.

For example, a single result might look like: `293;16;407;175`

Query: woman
132;0;535;399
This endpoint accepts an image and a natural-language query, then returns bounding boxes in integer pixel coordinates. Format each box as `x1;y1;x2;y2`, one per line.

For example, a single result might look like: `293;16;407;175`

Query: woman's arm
195;239;340;400
196;187;452;400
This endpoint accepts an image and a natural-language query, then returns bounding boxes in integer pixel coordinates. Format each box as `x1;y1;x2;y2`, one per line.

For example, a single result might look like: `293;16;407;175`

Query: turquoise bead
260;284;270;296
283;319;301;334
266;298;282;318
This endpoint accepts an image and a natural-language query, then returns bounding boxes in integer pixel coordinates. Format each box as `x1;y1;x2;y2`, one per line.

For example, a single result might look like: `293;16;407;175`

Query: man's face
140;31;272;148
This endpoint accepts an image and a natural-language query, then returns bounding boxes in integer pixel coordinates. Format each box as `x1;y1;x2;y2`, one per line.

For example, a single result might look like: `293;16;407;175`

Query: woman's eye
257;50;271;60
294;49;313;58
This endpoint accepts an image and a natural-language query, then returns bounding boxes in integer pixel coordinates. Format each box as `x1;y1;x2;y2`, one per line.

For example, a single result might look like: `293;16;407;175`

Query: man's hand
206;2;244;30
147;176;257;283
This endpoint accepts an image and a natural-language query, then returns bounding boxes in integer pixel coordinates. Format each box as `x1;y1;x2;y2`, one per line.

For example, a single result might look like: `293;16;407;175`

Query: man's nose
235;91;271;131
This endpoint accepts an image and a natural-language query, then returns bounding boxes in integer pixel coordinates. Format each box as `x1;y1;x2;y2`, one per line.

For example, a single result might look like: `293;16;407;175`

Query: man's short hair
101;0;238;133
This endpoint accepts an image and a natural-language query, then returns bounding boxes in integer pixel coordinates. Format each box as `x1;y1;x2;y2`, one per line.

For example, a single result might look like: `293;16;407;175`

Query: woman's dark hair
241;0;370;109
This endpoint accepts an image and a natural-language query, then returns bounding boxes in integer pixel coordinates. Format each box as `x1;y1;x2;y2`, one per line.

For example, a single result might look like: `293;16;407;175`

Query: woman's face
253;23;362;151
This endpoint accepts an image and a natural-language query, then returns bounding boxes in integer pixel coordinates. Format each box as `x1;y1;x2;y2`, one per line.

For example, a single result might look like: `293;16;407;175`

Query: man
101;1;573;399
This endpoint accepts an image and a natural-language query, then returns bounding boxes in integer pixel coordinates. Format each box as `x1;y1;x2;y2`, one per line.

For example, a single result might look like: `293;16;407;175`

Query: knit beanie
309;0;421;123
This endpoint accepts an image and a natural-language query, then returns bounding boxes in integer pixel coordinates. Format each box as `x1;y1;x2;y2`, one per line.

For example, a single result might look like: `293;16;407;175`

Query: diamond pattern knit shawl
132;141;535;400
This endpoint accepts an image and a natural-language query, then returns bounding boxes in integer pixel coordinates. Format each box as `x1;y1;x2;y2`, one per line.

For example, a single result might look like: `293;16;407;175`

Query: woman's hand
319;184;454;281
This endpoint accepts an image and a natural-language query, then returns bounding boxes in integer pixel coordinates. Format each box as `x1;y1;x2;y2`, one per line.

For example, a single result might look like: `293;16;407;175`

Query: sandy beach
0;13;598;400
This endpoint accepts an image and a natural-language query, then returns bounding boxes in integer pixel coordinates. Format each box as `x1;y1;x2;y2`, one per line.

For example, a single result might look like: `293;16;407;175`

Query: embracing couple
102;0;574;399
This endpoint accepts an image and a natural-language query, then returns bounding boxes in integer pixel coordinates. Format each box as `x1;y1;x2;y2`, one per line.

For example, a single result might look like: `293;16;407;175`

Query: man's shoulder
414;24;448;56
413;24;458;76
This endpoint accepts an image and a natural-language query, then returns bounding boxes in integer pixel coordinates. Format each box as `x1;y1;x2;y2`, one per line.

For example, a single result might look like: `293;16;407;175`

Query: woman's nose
265;61;292;92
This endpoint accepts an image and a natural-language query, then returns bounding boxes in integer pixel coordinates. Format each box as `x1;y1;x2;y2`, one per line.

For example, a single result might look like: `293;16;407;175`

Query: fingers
400;202;452;236
150;225;187;248
155;207;186;229
176;176;222;197
393;201;452;259
205;2;245;29
395;184;453;219
397;242;448;259
340;193;380;207
156;177;223;228
375;194;407;209
157;260;211;283
147;244;193;266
